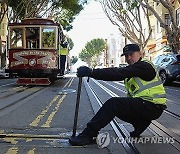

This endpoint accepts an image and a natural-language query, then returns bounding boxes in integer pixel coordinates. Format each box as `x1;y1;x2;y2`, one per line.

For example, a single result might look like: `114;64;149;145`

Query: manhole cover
58;89;76;95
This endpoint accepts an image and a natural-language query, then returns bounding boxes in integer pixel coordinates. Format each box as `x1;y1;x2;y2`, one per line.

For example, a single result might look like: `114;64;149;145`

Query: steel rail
0;78;72;111
0;86;30;100
164;110;180;120
0;86;46;112
91;79;180;151
85;79;140;154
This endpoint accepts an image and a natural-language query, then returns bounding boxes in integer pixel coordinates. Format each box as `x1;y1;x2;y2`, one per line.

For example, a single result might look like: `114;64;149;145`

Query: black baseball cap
121;44;140;56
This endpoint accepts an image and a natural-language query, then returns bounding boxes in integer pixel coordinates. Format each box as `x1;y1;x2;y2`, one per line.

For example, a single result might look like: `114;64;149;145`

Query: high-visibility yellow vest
60;48;68;55
124;58;166;105
59;45;68;55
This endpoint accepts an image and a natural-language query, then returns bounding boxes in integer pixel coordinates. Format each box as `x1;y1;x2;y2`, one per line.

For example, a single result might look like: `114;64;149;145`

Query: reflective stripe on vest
124;58;166;105
133;77;166;99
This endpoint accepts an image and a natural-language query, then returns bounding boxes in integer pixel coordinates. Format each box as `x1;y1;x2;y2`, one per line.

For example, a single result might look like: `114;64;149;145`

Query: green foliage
79;38;106;66
8;0;30;19
125;0;139;10
131;1;138;9
71;56;78;64
48;0;88;31
6;0;88;31
66;37;74;51
42;31;55;47
79;48;91;62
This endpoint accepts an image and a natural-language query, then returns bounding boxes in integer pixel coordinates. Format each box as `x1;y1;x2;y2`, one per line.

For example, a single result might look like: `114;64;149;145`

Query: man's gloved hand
77;66;92;77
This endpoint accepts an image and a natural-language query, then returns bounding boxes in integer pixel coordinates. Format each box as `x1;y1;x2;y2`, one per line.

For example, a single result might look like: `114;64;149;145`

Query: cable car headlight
29;59;36;66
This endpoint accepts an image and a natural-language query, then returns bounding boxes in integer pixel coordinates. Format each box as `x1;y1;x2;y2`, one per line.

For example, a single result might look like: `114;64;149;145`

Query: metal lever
72;77;82;137
87;77;90;82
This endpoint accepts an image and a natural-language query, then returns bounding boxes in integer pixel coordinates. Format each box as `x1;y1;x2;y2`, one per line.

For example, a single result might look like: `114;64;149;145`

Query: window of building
157;20;160;33
165;14;171;26
176;8;180;26
150;26;155;39
111;59;114;64
144;28;146;39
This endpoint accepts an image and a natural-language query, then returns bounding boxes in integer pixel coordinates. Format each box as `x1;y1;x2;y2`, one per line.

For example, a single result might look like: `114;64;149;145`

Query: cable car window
42;28;56;48
26;27;40;49
10;28;23;48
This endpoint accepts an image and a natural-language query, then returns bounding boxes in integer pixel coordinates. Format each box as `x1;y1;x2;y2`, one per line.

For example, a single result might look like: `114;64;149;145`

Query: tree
52;0;88;31
66;36;74;51
100;0;152;51
6;0;88;31
79;38;106;67
71;56;78;64
79;48;92;66
101;0;180;54
0;0;8;24
3;0;43;22
0;1;8;68
135;0;180;54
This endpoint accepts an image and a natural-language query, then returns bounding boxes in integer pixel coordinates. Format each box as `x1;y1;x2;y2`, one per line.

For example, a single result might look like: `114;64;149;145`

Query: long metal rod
72;77;82;137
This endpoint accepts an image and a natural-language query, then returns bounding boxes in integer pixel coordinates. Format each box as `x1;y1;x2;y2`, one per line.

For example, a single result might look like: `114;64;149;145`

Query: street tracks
85;81;139;154
84;78;180;153
0;86;49;118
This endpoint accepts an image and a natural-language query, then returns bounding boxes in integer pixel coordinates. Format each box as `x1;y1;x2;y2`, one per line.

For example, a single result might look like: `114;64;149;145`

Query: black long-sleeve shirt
90;58;156;81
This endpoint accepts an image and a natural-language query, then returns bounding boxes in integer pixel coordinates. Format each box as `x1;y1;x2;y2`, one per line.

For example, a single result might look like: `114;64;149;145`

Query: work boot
69;133;96;146
130;122;150;137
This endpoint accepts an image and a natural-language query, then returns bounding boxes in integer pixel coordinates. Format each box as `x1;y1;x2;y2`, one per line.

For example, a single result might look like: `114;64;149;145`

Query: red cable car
6;18;65;85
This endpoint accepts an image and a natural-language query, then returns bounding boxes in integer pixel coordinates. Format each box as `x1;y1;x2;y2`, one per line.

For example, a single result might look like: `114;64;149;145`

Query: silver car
152;53;180;85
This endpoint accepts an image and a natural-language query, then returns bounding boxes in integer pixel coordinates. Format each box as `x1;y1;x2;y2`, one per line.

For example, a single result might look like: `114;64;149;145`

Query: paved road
0;75;179;154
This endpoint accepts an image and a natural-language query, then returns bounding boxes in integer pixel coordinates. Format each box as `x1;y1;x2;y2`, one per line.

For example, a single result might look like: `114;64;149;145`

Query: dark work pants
60;55;66;74
82;97;164;137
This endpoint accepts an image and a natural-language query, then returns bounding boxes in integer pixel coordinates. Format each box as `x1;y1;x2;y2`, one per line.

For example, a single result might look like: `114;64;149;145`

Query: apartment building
145;0;180;60
0;3;8;68
100;1;179;68
105;33;126;67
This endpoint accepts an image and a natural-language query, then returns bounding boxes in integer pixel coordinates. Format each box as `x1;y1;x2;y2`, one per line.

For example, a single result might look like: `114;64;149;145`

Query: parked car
0;68;9;78
152;53;180;85
119;63;128;68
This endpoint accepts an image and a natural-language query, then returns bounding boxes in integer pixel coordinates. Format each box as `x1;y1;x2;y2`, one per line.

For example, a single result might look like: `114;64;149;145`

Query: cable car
6;18;66;85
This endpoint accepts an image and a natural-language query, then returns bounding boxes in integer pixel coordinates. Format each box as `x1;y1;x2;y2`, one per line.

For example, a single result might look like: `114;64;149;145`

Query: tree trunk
173;34;180;54
166;32;179;54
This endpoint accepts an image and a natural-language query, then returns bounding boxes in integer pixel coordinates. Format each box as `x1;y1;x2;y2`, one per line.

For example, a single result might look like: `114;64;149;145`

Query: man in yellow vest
59;42;68;75
69;44;167;146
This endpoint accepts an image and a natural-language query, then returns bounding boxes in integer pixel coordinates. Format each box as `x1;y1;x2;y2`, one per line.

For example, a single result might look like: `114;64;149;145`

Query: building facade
145;0;180;60
98;1;179;68
105;33;126;67
0;3;8;68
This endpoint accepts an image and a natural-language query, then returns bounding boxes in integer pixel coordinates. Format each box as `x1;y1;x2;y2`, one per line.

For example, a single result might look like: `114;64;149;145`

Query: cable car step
17;78;51;85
